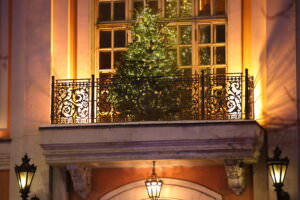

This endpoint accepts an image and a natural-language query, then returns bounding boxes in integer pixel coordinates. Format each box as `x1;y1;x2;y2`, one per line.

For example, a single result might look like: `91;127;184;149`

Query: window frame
97;26;128;73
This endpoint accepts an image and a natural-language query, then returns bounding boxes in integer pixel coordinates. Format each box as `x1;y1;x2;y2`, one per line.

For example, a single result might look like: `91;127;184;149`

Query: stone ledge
40;120;264;165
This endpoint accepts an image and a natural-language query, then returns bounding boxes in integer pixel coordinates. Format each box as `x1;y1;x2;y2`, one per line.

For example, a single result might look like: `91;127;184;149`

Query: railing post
91;75;95;123
201;70;205;120
245;69;249;119
51;76;55;124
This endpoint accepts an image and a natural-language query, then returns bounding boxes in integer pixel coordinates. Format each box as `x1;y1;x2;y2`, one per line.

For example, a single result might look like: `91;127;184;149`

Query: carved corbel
67;164;91;199
224;159;246;195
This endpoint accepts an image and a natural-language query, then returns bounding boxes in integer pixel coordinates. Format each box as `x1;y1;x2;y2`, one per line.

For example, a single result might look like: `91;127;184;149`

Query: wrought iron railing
51;70;254;124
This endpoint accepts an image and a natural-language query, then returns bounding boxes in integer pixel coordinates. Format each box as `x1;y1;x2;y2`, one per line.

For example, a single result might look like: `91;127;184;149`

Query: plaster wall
249;0;266;122
52;0;69;79
242;0;298;198
52;0;93;79
9;0;51;199
0;170;9;200
265;0;298;199
0;0;9;131
227;0;242;73
77;0;92;78
69;166;253;200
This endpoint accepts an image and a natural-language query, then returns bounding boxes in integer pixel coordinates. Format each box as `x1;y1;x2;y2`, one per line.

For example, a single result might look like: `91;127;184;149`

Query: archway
100;178;222;200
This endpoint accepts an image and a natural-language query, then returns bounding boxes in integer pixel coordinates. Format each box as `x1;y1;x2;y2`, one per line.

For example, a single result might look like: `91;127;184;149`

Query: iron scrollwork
53;79;90;124
205;74;243;120
51;72;254;124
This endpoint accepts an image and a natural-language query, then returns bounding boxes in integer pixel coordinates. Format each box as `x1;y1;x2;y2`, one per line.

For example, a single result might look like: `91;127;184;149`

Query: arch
100;178;222;200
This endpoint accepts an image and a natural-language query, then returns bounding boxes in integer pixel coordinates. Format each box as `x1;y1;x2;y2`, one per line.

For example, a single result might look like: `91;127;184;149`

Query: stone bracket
224;159;246;195
67;164;91;199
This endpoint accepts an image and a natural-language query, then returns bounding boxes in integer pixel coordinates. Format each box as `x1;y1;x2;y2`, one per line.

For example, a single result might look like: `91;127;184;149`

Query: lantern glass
145;161;163;200
15;154;37;199
17;171;35;190
145;179;163;199
268;163;288;185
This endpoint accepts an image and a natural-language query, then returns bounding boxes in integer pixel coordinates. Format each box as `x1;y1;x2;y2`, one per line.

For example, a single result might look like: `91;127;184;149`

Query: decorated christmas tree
109;8;190;121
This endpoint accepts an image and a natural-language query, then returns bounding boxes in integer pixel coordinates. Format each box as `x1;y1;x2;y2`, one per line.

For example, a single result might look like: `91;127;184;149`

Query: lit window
198;23;226;73
198;0;226;16
98;0;125;21
98;29;127;70
165;0;192;18
96;0;227;75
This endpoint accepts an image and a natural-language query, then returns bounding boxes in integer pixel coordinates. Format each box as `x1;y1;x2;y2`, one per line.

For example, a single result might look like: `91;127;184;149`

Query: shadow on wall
255;0;297;129
254;1;298;200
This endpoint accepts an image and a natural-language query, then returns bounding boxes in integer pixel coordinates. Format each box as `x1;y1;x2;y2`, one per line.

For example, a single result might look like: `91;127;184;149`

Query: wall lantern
267;147;290;200
15;154;37;200
145;161;163;200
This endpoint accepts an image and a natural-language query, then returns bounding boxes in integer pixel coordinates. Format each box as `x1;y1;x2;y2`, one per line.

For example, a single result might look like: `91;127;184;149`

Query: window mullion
210;0;213;16
112;29;114;69
177;0;180;16
111;1;114;20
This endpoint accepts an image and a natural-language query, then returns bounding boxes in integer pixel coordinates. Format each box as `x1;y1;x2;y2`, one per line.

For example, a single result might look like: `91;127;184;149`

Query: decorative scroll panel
205;74;242;120
53;79;90;124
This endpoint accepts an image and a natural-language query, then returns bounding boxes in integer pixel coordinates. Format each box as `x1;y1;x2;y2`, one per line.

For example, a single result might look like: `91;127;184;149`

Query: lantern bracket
224;159;246;195
67;164;91;199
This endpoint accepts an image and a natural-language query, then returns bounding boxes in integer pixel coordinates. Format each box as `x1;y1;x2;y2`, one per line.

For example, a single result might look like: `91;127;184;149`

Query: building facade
0;0;299;199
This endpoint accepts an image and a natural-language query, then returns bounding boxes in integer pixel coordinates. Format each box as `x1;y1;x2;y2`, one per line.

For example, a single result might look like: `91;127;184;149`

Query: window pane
215;0;225;15
114;2;125;20
180;0;192;17
114;51;124;68
149;0;158;13
133;0;143;18
199;25;211;43
199;47;211;65
216;46;226;64
198;0;210;16
180;47;192;65
99;2;111;21
100;31;112;48
114;30;126;47
165;0;177;18
216;25;225;43
100;52;111;69
180;26;192;45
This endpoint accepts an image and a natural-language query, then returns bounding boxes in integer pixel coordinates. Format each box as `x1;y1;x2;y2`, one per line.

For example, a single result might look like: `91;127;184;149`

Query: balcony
40;70;263;165
50;71;254;124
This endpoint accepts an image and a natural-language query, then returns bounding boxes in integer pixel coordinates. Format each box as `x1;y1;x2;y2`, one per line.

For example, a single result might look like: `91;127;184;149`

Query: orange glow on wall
242;0;265;125
68;0;78;79
69;166;253;200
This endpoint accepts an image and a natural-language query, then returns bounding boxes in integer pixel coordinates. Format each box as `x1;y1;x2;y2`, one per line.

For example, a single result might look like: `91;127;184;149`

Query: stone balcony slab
39;120;264;165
